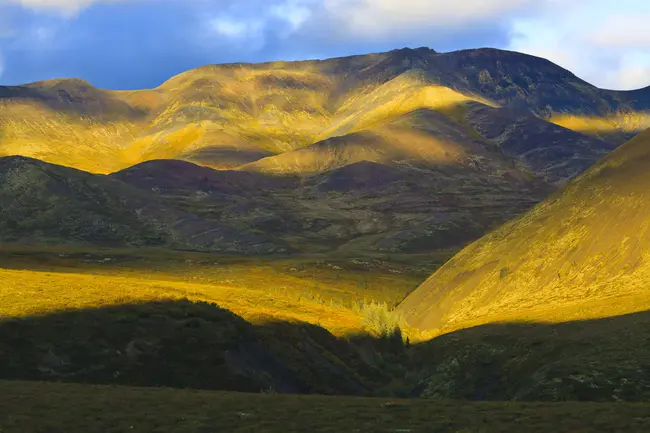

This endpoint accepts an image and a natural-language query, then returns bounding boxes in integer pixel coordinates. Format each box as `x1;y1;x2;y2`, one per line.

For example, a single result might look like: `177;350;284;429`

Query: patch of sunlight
550;113;650;135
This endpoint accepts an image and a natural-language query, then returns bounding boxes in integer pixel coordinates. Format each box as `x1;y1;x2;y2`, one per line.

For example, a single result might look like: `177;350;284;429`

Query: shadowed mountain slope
0;156;285;253
411;309;650;401
112;157;549;254
0;154;546;255
112;159;296;194
398;129;650;332
462;102;613;183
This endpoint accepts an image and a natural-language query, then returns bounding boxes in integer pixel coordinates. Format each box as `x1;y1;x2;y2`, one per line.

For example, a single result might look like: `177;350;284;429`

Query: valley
3;45;650;431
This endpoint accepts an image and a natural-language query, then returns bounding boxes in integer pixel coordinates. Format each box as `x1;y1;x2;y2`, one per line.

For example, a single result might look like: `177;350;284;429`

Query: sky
0;0;649;90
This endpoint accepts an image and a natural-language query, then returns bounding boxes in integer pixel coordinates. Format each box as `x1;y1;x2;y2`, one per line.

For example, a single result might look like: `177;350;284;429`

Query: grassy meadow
3;243;650;410
2;380;650;433
0;246;448;337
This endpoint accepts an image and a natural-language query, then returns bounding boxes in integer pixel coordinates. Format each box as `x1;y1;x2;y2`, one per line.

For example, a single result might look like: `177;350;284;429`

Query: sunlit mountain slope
1;47;648;175
244;101;612;184
398;129;650;332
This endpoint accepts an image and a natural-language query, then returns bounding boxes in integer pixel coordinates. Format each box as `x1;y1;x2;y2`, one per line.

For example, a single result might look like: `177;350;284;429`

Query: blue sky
0;0;649;90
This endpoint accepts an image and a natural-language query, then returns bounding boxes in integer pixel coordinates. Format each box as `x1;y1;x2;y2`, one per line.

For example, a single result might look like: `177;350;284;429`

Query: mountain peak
25;78;95;90
391;46;437;55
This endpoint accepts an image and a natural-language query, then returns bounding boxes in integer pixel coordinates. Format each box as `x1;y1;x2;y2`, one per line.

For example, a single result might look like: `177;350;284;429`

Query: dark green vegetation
0;153;548;255
2;294;650;402
0;300;391;395
412;310;650;402
3;381;650;433
0;156;284;253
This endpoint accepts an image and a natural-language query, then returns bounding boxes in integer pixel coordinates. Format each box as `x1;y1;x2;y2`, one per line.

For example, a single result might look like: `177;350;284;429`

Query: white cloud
207;15;266;49
0;50;5;79
271;1;312;31
606;53;650;90
589;14;650;49
507;0;650;90
211;17;250;39
616;65;650;90
202;1;316;50
323;0;534;37
2;0;124;15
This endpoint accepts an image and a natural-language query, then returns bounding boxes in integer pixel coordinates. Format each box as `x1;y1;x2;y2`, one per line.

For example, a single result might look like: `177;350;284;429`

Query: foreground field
3;246;650;402
2;381;650;433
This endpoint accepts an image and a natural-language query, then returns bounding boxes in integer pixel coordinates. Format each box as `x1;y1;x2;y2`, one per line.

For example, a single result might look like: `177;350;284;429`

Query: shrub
361;301;405;339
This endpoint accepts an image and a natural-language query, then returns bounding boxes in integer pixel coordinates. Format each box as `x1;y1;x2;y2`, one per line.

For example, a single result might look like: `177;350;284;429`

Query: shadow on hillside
0;300;397;396
412;310;650;402
182;146;274;168
2;299;650;402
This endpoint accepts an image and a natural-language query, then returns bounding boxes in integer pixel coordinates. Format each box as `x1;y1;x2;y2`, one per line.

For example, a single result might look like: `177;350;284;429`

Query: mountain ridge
2;46;649;175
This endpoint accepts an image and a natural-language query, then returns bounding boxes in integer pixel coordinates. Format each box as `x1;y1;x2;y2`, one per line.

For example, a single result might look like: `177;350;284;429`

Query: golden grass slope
240;106;482;175
0;267;363;336
1;64;493;173
549;112;650;143
0;248;428;337
0;100;141;174
398;129;650;333
0;67;336;172
0;58;375;173
0;73;480;173
4;48;646;174
241;97;519;176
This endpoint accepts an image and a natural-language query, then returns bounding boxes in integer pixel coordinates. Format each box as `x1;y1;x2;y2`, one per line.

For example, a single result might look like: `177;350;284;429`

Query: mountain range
3;46;650;405
3;47;650;254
